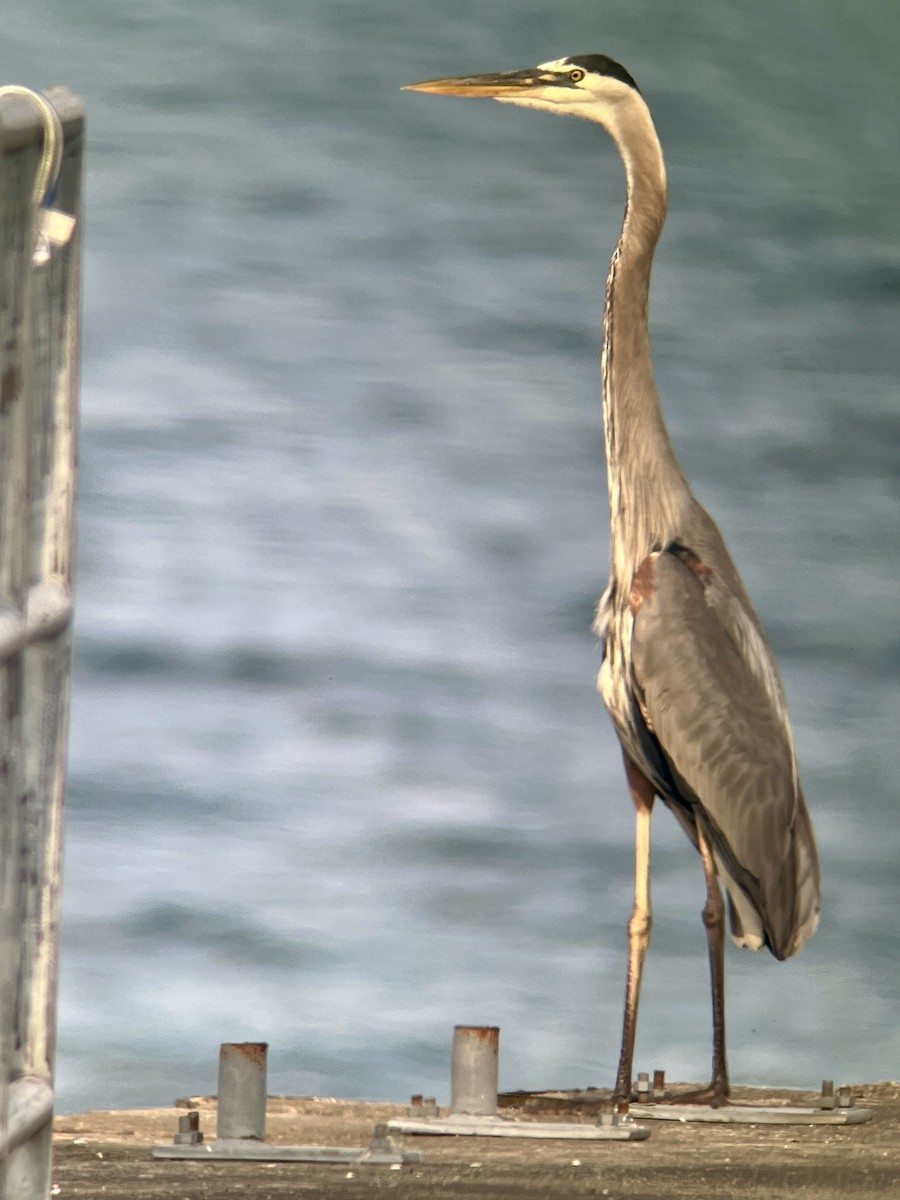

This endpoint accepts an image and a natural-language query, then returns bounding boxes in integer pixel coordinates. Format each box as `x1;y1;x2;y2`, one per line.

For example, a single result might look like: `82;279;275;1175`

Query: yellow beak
403;71;541;98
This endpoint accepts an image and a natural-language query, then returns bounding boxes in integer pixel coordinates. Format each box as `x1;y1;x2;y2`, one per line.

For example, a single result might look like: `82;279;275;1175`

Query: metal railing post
217;1043;269;1141
450;1025;500;1116
0;86;84;1200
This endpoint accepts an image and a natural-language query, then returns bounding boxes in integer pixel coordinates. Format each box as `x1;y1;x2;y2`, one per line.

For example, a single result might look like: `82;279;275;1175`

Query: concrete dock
51;1081;900;1198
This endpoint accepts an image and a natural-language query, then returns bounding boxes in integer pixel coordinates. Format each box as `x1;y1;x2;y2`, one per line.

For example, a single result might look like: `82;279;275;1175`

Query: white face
492;58;638;121
404;57;646;139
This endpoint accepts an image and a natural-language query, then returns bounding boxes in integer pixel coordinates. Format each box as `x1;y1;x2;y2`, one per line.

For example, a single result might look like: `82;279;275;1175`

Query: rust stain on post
454;1025;499;1050
230;1042;268;1066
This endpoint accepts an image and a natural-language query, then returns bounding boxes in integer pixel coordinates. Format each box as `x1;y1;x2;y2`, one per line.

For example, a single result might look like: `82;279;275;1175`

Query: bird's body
406;54;820;1102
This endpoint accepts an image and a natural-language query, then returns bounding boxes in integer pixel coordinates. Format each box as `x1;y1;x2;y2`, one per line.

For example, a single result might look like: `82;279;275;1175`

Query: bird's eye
569;68;585;83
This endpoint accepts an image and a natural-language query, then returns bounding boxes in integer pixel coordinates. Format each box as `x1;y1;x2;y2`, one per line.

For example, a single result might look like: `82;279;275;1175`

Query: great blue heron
405;55;821;1104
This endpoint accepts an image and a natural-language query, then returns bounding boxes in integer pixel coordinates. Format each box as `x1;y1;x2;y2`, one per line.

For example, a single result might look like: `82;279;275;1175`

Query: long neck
600;96;692;583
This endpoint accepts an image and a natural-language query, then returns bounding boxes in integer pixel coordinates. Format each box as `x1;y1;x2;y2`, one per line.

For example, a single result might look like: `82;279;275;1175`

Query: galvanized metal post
450;1026;499;1116
217;1043;268;1141
0;86;83;1200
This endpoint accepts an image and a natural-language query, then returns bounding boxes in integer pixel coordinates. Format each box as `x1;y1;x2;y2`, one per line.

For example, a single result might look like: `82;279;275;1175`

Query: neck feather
599;95;691;582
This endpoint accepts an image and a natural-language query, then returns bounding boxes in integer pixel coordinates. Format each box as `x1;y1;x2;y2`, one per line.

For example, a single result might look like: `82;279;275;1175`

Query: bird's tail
784;790;821;957
719;788;820;960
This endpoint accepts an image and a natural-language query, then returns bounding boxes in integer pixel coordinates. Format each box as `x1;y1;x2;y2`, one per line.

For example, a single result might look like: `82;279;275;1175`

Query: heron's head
403;55;641;126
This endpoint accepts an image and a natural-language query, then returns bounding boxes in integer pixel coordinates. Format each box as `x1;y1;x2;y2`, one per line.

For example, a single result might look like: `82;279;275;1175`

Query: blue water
6;1;900;1111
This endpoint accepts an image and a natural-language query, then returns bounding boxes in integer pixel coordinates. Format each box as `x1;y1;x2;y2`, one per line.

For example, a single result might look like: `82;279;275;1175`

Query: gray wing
629;549;820;960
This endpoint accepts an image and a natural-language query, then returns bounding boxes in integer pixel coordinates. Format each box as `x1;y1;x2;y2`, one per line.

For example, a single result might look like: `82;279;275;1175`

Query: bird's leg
696;816;730;1103
658;816;730;1106
612;754;655;1102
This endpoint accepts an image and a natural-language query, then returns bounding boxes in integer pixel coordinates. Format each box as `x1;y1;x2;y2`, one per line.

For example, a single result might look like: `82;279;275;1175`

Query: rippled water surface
6;0;900;1110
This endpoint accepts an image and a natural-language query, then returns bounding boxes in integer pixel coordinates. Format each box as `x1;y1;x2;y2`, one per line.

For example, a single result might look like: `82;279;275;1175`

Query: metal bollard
819;1079;836;1111
450;1026;499;1116
174;1111;203;1145
217;1042;268;1140
408;1095;439;1117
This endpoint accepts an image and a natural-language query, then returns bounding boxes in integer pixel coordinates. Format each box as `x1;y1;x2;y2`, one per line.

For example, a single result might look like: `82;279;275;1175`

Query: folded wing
629;549;820;960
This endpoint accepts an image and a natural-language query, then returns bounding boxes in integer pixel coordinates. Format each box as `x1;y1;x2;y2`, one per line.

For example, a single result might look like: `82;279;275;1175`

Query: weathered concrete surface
52;1082;900;1199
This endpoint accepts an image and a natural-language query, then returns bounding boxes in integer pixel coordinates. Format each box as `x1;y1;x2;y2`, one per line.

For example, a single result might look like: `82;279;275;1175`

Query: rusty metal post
450;1026;499;1116
216;1043;268;1140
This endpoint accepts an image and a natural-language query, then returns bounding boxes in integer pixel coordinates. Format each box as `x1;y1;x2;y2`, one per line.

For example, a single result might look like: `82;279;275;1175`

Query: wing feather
629;550;820;959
